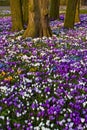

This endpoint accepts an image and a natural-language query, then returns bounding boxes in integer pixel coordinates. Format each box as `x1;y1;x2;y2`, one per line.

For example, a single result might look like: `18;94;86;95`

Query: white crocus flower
0;116;4;120
22;55;29;60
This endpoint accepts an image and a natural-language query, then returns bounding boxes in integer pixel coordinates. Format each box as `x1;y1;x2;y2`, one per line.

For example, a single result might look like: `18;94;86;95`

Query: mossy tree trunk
64;0;78;29
22;0;28;24
50;0;60;20
23;0;52;38
75;0;80;23
10;0;23;31
39;0;52;37
23;0;40;38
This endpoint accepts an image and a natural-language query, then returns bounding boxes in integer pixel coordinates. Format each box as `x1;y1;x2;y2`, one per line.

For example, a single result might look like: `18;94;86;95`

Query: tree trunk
39;0;52;37
23;0;40;38
23;0;52;38
64;0;78;29
22;0;28;24
75;0;80;23
50;0;60;20
10;0;23;31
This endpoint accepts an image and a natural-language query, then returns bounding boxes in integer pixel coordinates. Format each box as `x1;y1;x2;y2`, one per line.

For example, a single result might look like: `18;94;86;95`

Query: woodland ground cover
0;10;87;130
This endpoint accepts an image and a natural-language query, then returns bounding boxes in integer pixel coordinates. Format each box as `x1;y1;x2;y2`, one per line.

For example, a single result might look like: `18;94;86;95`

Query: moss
64;0;78;28
29;5;34;12
80;9;87;14
43;9;48;16
50;0;60;20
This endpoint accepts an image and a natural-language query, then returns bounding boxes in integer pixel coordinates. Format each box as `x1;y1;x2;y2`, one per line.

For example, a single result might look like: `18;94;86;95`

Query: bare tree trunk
23;0;52;38
22;0;28;24
50;0;60;20
23;0;40;38
39;0;52;37
75;0;80;23
10;0;23;31
64;0;78;29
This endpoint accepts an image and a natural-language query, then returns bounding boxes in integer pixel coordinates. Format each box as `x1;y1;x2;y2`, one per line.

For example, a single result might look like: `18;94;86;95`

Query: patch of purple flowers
0;14;87;129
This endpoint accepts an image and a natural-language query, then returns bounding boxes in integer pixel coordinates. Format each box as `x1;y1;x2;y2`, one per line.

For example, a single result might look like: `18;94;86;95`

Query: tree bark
75;0;80;23
10;0;23;31
22;0;28;24
23;0;40;38
23;0;52;38
50;0;60;20
64;0;78;29
39;0;52;37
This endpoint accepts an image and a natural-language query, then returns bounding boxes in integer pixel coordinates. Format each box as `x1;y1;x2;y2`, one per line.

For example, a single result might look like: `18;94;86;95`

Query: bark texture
64;0;78;29
23;0;52;38
22;0;28;24
75;0;80;23
23;0;40;38
39;0;52;37
50;0;60;20
10;0;23;31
